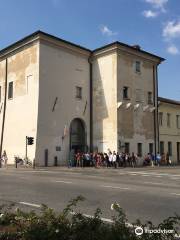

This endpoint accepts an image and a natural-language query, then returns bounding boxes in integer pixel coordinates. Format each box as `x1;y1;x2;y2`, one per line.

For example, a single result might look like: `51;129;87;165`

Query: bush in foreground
0;196;179;240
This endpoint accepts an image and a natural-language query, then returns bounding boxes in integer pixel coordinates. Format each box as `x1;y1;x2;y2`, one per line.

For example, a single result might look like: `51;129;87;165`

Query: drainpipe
0;58;8;167
156;65;160;152
89;57;93;152
153;65;157;160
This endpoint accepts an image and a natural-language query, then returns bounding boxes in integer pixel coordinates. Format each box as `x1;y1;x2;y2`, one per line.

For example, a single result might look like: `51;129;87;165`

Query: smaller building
158;97;180;164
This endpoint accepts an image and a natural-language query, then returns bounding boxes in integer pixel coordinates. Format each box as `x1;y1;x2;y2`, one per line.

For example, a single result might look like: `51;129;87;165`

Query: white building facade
1;31;176;166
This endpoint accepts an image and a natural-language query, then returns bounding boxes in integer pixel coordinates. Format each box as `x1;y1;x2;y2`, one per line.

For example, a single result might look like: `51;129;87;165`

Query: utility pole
25;136;28;160
0;58;8;168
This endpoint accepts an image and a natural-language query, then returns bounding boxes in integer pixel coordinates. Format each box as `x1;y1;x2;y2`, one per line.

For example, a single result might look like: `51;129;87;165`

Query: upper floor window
135;61;141;73
148;91;153;104
123;86;129;99
8;82;13;99
76;86;82;99
159;112;163;126
167;113;171;127
176;115;180;129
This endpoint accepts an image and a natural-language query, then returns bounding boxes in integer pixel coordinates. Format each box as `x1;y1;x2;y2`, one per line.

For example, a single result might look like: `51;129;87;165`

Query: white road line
171;193;180;196
101;185;130;190
70;211;133;227
53;180;72;184
142;175;150;177
144;181;163;185
19;202;41;208
129;173;137;176
70;211;113;223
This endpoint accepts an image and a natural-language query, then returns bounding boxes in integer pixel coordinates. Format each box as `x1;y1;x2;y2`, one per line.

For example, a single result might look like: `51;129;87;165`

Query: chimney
132;45;141;50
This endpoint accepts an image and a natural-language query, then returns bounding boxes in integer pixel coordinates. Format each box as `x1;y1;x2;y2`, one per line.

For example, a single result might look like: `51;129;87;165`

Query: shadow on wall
92;61;109;153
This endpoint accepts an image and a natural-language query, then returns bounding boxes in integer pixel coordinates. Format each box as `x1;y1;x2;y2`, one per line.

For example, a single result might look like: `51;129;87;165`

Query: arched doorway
70;118;86;153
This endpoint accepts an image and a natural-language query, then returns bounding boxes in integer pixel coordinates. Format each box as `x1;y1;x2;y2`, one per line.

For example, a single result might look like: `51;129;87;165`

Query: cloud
163;21;180;39
100;25;118;37
145;0;168;11
142;10;158;18
167;44;180;55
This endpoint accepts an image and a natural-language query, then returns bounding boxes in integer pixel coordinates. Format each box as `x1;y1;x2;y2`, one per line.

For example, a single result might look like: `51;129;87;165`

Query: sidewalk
2;164;180;174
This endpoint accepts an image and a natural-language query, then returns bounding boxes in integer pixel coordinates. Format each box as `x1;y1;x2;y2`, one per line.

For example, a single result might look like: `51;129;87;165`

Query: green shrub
0;196;179;240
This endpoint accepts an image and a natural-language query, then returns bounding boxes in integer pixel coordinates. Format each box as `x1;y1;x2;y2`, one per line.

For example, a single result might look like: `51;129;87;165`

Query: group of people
143;152;172;166
70;151;139;168
70;150;172;168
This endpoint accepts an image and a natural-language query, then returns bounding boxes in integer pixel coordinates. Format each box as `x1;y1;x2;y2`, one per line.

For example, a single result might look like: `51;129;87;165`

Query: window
8;82;13;99
167;113;171;127
160;141;164;155
148;92;153;104
159;112;163;126
168;142;172;156
125;142;130;154
136;89;143;102
149;143;153;154
123;86;129;99
76;86;82;99
137;143;142;157
0;86;1;102
135;61;141;73
176;115;180;129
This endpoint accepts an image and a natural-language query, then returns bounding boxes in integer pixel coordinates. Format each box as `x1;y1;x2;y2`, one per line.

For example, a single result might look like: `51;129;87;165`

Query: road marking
144;181;163;185
101;185;130;190
70;211;133;227
19;202;41;208
171;193;180;196
129;173;137;176
70;211;114;223
142;175;150;177
53;180;72;184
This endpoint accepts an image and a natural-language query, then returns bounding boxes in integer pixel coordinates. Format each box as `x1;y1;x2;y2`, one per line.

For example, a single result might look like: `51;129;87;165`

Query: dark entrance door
177;142;180;164
70;118;86;153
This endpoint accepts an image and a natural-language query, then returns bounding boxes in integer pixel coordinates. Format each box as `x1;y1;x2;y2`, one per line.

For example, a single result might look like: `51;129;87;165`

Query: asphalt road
0;166;180;225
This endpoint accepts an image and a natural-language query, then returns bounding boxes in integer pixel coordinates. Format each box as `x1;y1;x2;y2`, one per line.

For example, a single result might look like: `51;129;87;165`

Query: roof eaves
93;41;165;62
0;30;91;58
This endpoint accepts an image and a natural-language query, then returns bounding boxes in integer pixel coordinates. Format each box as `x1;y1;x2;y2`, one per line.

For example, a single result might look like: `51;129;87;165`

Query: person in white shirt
108;152;113;167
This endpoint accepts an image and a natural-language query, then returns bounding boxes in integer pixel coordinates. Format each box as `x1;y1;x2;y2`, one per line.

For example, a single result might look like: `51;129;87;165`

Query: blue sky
0;0;179;100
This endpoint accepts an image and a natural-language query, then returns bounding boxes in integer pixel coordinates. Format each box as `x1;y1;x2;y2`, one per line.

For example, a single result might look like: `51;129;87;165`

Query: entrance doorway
70;118;86;153
177;142;180;164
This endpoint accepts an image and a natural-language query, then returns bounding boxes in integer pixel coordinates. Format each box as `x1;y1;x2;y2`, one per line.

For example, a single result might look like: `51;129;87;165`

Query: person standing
112;151;117;168
156;152;161;166
108;151;113;167
2;150;8;168
166;152;170;166
131;152;136;168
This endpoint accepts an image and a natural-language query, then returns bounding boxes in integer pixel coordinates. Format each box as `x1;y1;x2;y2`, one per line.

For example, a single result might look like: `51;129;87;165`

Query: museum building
0;31;179;165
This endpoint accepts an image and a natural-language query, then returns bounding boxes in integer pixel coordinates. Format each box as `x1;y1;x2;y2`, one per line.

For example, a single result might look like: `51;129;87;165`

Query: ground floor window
149;143;153;154
160;141;164;155
137;143;142;157
168;142;172;156
125;142;130;154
